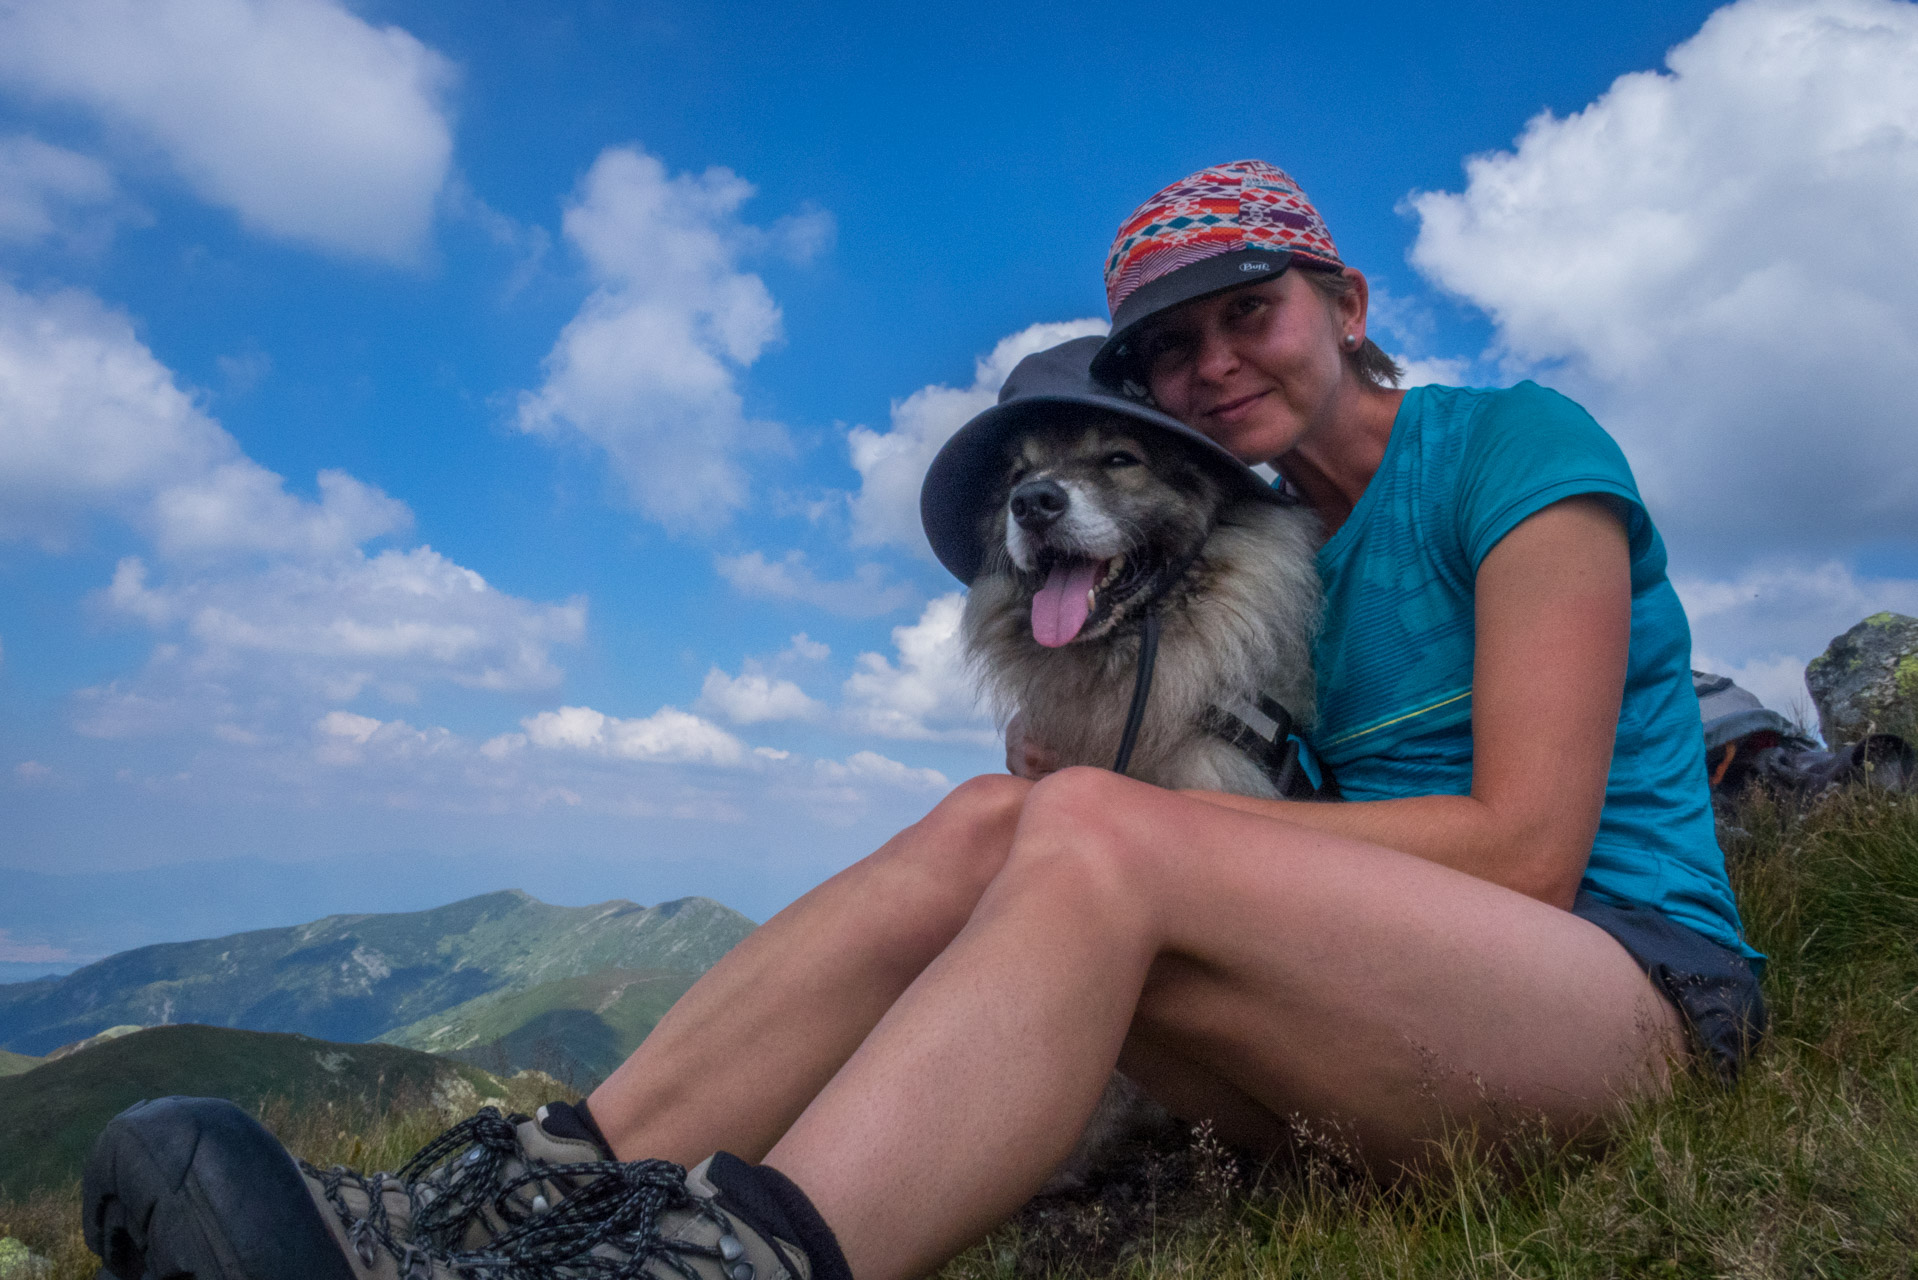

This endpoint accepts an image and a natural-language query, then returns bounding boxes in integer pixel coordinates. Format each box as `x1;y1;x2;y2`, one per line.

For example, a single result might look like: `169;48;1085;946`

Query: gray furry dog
956;407;1323;1192
960;411;1322;794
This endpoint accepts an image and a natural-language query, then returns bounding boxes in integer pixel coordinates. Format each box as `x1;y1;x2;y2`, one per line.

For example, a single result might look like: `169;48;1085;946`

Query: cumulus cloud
0;282;411;558
312;709;454;767
96;547;584;701
841;594;993;743
0;0;454;261
0;282;584;737
814;750;949;790
1678;559;1918;718
698;668;822;724
846;318;1108;552
517;705;746;766
715;550;916;617
1406;0;1918;567
0;134;117;245
519;146;824;530
0;283;229;546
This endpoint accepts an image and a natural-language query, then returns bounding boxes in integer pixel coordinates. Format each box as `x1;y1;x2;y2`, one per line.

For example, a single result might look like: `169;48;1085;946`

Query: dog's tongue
1032;558;1101;648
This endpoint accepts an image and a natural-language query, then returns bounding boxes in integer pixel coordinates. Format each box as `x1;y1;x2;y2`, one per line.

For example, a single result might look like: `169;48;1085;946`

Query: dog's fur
961;413;1322;794
957;410;1324;1193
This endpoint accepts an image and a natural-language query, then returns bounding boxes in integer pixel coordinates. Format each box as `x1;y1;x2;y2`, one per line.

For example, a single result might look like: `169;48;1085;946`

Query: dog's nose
1009;478;1068;530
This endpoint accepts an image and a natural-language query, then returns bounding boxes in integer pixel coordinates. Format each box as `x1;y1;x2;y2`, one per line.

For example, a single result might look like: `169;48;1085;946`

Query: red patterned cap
1091;160;1343;386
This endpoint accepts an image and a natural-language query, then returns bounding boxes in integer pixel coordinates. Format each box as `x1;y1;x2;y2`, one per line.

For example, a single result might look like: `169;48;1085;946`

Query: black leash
1111;608;1160;776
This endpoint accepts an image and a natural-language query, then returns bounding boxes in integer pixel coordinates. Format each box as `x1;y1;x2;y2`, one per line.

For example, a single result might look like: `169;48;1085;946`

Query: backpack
1694;670;1912;800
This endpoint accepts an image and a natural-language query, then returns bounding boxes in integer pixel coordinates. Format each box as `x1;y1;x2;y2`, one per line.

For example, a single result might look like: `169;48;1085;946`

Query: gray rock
1806;612;1918;745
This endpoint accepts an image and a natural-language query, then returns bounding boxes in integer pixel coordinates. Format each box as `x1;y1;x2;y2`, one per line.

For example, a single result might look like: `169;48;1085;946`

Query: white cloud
520;705;746;766
150;463;411;560
95;548;583;702
0;283;230;547
1391;354;1474;389
0;134;116;244
814;750;950;790
841;593;994;743
698;667;822;724
0;282;411;559
0;0;455;261
715;550;916;617
0;929;76;964
311;709;455;766
13;760;53;785
0;281;579;739
786;632;829;662
846;319;1109;553
518;146;815;530
1406;0;1918;567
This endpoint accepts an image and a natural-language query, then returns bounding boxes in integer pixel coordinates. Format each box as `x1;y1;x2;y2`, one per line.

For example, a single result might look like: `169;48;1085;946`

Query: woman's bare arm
1187;495;1632;908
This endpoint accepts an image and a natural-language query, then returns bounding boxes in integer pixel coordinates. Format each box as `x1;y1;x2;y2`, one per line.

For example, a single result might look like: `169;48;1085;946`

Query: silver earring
1343;333;1358;348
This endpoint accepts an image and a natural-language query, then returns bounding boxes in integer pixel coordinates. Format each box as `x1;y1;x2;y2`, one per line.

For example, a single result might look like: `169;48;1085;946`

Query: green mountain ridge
0;1023;511;1195
380;967;701;1085
0;890;756;1056
0;1048;41;1077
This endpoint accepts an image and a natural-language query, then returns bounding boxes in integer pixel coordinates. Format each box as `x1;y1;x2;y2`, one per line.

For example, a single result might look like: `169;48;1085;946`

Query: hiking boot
84;1095;841;1280
305;1101;619;1263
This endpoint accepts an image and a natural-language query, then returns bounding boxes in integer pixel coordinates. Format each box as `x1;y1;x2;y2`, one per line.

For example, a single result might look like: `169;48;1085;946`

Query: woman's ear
1340;268;1372;346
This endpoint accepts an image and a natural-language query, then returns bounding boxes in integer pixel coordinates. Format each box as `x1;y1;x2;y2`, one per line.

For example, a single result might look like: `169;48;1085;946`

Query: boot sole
83;1096;357;1280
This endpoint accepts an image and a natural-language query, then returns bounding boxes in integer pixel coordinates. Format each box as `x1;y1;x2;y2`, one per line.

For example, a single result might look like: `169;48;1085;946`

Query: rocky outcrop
1806;612;1918;745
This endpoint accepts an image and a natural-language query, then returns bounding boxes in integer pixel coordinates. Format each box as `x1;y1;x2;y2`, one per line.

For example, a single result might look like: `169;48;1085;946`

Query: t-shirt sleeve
1454;381;1651;572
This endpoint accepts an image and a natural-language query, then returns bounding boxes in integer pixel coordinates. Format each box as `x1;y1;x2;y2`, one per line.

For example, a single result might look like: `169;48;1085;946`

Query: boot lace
305;1108;758;1279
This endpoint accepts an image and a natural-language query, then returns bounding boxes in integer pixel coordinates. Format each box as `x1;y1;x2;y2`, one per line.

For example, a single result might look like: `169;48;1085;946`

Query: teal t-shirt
1309;382;1758;962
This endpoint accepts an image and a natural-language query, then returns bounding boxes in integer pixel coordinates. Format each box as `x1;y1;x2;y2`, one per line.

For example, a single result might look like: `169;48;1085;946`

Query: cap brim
919;387;1283;585
1089;246;1298;388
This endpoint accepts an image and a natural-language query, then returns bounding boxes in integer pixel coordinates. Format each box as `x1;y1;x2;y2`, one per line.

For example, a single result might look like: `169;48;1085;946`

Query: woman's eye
1229;293;1266;319
1103;451;1141;468
1139;329;1187;367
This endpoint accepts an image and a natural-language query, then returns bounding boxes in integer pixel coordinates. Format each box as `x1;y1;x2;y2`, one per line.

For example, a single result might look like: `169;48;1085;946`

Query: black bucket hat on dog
919;335;1283;585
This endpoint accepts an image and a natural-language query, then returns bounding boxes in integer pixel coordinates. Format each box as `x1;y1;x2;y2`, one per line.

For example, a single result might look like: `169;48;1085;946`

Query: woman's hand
1004;712;1062;780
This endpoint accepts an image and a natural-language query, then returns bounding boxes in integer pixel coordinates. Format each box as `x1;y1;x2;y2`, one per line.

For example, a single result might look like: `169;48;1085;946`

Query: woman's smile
1201;388;1272;425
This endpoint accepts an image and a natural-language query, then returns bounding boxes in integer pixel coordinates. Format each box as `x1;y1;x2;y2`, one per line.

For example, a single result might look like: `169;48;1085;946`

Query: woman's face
1139;269;1359;465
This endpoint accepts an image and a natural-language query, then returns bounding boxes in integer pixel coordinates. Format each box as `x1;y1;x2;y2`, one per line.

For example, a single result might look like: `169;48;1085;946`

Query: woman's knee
1002;767;1175;911
879;772;1031;900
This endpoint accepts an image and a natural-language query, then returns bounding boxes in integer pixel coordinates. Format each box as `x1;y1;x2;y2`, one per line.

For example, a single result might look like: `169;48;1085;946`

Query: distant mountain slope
0;891;755;1056
0;1048;40;1077
381;967;700;1086
0;1023;506;1195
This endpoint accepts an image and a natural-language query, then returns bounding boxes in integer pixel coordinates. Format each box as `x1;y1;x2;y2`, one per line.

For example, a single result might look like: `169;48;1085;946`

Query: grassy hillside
7;790;1916;1278
0;1023;508;1196
0;891;755;1055
381;967;699;1087
0;1049;39;1078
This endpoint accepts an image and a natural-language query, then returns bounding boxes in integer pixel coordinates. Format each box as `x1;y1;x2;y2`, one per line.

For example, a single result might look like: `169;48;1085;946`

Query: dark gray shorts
1571;891;1767;1084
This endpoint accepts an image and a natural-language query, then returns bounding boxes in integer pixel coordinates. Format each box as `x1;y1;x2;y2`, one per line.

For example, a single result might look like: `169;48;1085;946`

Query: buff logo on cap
1103;160;1343;320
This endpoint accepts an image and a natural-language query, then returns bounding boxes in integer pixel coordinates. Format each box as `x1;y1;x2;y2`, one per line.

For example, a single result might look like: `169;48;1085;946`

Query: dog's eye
1103;451;1141;468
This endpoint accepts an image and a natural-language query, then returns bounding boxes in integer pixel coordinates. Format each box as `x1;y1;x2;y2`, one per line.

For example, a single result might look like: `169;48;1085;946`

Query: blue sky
5;0;1918;978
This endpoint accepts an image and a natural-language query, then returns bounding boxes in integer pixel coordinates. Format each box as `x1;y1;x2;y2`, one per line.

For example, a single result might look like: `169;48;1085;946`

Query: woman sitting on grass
84;160;1763;1280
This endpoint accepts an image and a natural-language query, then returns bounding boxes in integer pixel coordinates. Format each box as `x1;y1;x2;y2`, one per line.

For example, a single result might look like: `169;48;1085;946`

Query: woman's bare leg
587;774;1030;1164
764;768;1685;1280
